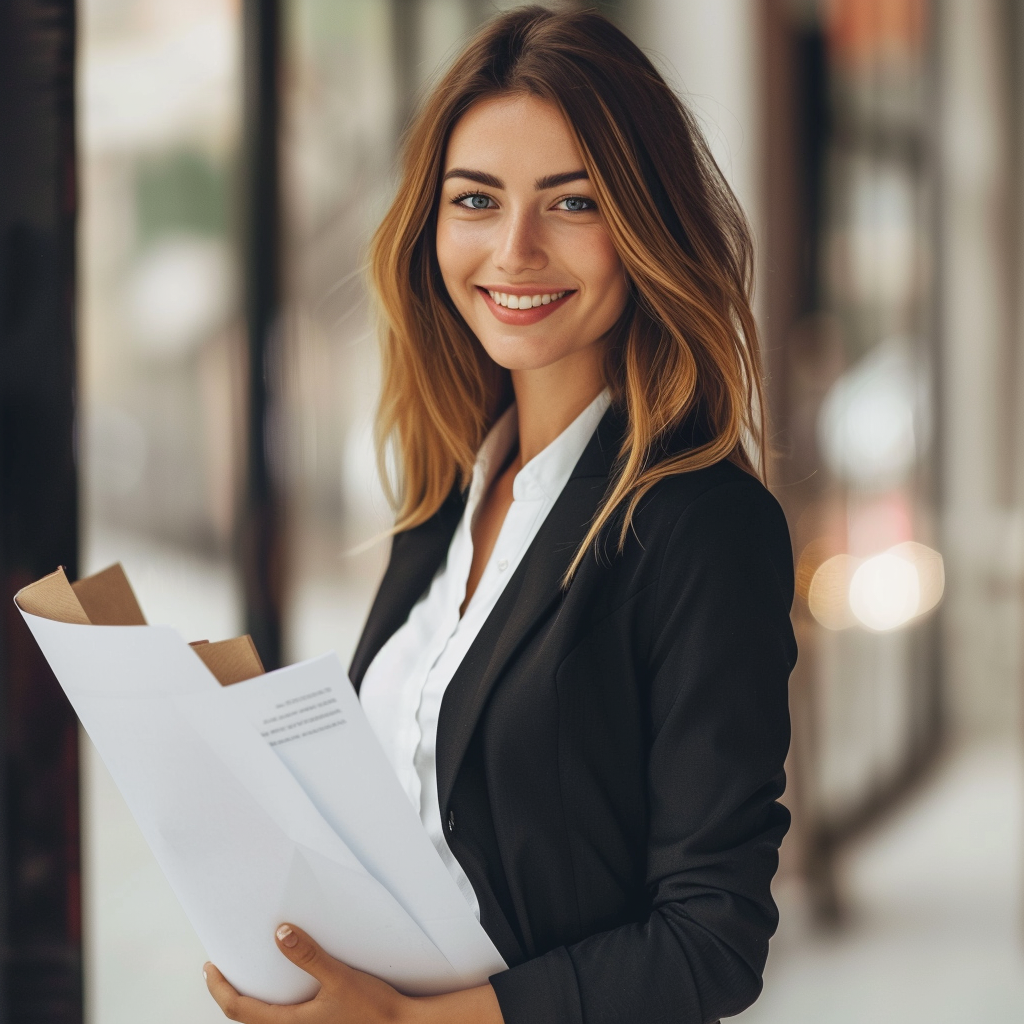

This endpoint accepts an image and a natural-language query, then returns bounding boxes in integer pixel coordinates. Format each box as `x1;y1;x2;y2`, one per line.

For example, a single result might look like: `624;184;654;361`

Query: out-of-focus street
3;1;1024;1022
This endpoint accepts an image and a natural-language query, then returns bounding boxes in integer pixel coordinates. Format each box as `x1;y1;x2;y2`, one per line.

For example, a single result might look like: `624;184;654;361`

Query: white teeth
487;289;567;309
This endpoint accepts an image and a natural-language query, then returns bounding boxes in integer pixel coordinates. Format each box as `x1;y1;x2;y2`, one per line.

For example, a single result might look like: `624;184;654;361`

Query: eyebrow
442;168;590;190
535;169;589;190
443;168;504;188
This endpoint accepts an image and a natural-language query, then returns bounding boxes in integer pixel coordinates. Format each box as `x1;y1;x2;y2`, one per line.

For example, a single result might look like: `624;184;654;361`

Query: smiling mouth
482;287;573;310
476;286;576;324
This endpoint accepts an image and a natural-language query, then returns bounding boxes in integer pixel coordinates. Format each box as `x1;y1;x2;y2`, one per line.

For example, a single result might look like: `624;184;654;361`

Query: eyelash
450;191;496;209
449;191;597;213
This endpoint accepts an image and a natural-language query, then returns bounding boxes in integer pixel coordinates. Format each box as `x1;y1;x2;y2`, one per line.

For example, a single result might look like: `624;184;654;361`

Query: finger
204;961;285;1024
275;923;336;986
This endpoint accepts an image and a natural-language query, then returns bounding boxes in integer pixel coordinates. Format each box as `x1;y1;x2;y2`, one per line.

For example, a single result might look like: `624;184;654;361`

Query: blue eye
559;196;595;212
455;193;495;210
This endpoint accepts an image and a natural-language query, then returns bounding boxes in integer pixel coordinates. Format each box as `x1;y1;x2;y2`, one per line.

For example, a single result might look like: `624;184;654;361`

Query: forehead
444;93;583;177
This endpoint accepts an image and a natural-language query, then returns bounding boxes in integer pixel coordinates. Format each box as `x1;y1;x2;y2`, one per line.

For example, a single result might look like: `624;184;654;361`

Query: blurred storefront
759;0;1024;927
76;4;245;1020
760;0;944;918
750;0;1024;1017
78;0;245;632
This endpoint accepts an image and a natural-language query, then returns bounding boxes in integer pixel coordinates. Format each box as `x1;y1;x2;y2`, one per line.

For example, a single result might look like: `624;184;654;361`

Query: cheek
572;231;627;316
436;218;486;292
586;234;625;289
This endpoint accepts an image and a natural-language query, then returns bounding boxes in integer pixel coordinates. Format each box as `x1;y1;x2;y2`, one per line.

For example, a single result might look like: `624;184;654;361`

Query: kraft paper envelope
15;566;505;1003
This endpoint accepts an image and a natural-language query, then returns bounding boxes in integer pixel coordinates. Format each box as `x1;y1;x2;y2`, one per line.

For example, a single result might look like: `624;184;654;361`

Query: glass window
78;1;243;1020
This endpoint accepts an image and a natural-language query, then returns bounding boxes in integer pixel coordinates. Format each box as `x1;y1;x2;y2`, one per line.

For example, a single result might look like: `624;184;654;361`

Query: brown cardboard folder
17;564;264;684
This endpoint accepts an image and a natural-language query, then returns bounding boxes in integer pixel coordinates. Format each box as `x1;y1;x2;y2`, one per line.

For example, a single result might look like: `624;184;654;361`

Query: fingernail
276;924;297;947
202;962;210;980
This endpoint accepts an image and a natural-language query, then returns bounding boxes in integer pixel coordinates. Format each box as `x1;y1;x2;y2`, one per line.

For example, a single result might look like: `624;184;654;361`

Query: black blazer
350;408;797;1024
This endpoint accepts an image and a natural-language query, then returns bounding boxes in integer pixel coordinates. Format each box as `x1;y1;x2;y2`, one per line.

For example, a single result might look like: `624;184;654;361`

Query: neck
510;344;606;465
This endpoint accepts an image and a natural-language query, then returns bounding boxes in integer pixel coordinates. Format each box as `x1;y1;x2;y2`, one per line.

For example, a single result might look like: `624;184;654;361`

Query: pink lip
477;287;575;325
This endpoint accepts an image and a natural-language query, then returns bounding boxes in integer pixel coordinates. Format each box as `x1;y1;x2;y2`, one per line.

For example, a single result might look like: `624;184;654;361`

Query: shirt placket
470;499;544;621
406;470;485;810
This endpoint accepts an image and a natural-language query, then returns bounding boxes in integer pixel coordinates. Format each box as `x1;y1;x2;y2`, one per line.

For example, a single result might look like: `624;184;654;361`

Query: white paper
221;656;506;984
18;611;501;1003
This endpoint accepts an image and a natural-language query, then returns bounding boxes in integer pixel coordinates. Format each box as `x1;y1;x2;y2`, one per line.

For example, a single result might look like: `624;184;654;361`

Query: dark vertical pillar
241;0;284;670
0;1;82;1021
760;0;835;921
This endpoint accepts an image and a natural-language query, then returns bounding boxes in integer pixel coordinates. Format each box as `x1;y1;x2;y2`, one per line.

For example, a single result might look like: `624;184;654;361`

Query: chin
477;335;575;372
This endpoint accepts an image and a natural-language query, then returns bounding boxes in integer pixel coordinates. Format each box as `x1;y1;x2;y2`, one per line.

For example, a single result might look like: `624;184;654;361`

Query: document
220;658;505;982
15;566;506;1004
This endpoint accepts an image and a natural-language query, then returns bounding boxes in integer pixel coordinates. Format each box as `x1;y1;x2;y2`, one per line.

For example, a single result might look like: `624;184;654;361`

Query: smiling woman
205;7;796;1024
370;9;768;584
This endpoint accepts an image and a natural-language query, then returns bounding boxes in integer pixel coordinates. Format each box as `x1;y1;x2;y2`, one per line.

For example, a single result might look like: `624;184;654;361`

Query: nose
492;208;547;275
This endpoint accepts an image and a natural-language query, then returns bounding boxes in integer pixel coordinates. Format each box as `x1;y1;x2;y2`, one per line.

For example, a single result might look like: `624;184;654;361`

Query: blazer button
447;810;455;834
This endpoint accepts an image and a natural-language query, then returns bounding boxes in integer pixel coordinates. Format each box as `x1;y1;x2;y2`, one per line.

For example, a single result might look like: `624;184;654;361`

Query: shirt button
497;559;508;572
447;810;455;834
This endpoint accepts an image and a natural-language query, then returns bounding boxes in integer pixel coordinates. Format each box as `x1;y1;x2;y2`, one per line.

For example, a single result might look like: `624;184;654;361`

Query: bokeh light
890;540;945;617
818;346;922;490
807;541;945;632
808;553;861;630
848;549;920;631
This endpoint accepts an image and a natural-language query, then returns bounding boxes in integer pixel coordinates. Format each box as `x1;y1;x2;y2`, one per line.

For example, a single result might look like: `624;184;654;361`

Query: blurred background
0;0;1021;1020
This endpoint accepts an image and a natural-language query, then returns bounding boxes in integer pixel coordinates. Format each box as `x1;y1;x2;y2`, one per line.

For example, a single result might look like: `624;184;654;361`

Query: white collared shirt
359;389;611;918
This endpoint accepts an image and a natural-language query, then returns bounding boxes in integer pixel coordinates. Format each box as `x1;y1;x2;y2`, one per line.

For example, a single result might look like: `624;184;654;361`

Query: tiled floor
80;534;1024;1024
738;742;1024;1023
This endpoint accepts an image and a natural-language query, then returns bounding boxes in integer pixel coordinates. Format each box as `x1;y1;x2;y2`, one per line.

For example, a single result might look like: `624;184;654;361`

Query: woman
205;6;796;1023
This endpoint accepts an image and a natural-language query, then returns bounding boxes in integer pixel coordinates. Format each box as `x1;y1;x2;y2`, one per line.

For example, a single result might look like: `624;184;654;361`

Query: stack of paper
16;566;506;1003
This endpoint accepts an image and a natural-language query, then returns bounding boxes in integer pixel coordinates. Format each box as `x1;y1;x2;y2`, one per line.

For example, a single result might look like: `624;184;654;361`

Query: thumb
275;923;333;982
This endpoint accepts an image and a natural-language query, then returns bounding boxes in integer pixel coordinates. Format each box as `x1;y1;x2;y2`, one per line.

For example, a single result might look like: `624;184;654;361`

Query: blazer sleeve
489;478;797;1024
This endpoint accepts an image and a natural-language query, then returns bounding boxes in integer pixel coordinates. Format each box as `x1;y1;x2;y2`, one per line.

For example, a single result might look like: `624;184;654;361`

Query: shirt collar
465;388;612;515
464;403;519;520
514;388;612;501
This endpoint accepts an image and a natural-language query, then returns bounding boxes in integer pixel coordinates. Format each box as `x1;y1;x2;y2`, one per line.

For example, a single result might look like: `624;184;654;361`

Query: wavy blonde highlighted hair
370;5;765;578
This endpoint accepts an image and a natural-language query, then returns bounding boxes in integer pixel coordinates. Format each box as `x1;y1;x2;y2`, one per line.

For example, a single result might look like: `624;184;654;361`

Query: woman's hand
203;923;504;1024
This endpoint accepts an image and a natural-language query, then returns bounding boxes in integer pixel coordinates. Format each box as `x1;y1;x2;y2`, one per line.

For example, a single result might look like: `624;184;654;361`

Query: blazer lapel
348;485;464;691
435;407;623;816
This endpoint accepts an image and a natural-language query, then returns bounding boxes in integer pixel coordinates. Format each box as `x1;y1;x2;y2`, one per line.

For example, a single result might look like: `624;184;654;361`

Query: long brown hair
370;4;765;578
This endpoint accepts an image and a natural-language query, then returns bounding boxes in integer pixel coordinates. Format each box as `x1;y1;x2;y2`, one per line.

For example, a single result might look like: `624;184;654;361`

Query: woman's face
436;92;629;374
